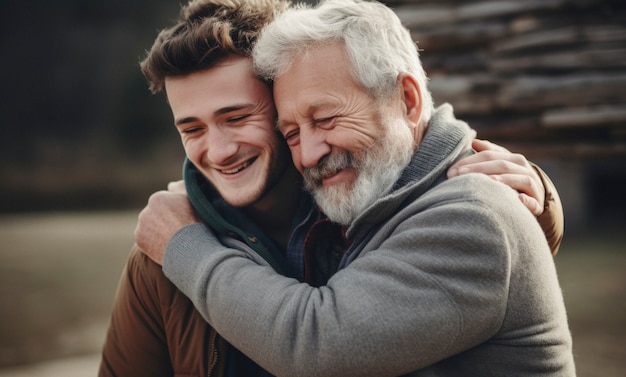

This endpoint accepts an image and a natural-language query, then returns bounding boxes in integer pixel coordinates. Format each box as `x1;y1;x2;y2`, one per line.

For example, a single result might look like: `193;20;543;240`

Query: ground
0;211;624;376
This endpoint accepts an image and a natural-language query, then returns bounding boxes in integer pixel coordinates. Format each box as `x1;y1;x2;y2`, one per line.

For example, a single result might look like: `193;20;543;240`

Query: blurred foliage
0;0;185;212
0;0;179;159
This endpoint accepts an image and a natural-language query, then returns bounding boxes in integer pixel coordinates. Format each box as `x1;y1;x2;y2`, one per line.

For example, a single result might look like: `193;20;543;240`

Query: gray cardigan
164;104;575;376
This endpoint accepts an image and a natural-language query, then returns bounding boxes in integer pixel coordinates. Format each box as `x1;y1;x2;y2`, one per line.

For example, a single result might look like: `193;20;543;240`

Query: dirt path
0;211;136;367
0;354;100;377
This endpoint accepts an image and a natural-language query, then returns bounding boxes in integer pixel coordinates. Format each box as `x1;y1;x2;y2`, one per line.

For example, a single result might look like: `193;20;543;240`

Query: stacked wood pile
388;0;626;158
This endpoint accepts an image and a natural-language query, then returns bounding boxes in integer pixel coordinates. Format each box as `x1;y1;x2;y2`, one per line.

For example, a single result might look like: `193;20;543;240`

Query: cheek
250;124;285;155
330;125;379;153
182;139;204;166
288;145;304;173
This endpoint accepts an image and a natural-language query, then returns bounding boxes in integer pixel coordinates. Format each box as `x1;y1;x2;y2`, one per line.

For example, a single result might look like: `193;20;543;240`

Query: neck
243;164;303;250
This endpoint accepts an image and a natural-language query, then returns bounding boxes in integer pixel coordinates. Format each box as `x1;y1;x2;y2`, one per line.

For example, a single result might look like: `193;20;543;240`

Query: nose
205;126;238;165
299;126;331;170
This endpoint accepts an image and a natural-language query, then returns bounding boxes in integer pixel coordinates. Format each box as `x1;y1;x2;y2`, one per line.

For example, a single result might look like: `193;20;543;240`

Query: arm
162;180;518;377
448;139;563;254
99;246;174;377
532;164;564;254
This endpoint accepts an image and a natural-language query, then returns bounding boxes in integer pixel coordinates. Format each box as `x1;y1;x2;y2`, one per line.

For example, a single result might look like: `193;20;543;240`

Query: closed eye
179;125;204;135
282;128;300;146
227;114;250;123
313;116;336;129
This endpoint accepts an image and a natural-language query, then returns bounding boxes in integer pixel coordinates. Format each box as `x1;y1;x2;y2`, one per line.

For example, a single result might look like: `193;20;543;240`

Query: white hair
253;0;433;124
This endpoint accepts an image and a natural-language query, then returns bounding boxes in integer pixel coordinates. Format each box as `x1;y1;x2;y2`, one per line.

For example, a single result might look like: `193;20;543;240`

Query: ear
398;73;422;128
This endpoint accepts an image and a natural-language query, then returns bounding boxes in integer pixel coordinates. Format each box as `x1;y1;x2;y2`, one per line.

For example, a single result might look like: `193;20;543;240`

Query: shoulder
126;244;164;280
388;173;541;250
435;173;516;203
415;173;530;224
391;173;520;220
124;244;181;306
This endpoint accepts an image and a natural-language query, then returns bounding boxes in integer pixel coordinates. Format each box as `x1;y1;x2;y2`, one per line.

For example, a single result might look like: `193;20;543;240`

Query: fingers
471;138;509;153
518;193;543;216
167;180;187;194
451;139;520;175
134;193;169;265
449;150;525;178
448;155;528;178
447;141;547;215
134;189;198;266
491;172;542;202
449;139;548;215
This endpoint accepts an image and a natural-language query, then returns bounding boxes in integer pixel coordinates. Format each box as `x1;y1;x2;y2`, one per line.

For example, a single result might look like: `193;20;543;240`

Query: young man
134;0;574;376
101;0;564;376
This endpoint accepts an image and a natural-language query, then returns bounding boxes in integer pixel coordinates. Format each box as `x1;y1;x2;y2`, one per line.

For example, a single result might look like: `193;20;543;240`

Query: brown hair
140;0;290;94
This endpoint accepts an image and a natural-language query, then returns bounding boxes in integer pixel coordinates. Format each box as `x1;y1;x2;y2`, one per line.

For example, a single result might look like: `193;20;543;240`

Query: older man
132;0;573;376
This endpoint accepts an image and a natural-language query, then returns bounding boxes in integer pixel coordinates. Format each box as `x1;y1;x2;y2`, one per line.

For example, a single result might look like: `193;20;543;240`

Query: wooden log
411;21;507;51
394;0;571;27
456;0;569;21
492;27;579;54
394;5;455;29
541;106;626;128
496;73;626;109
385;0;626;157
493;25;626;54
497;142;626;158
491;47;626;72
584;25;626;44
429;74;499;114
422;52;490;73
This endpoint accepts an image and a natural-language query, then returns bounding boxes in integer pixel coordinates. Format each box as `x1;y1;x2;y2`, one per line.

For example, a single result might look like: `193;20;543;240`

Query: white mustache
303;152;355;188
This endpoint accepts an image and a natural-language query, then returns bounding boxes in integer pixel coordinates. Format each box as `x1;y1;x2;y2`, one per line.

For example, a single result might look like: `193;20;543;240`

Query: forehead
273;43;370;116
165;56;272;113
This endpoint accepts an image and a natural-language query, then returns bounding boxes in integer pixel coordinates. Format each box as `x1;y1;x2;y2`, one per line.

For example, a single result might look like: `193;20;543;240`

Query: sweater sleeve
99;245;174;377
531;162;564;255
162;189;518;377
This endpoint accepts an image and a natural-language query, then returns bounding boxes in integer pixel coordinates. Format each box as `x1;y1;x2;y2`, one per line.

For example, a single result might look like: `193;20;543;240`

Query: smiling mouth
219;157;257;175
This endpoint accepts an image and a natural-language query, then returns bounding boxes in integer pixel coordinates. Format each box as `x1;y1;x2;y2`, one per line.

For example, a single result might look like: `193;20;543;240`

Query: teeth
221;160;251;174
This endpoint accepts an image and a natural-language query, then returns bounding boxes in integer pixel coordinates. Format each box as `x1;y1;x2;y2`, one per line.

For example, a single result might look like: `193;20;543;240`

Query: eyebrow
175;116;199;127
174;103;256;127
275;118;290;131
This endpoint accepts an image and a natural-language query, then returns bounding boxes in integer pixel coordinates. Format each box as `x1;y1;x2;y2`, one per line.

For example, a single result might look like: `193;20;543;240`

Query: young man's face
165;56;290;207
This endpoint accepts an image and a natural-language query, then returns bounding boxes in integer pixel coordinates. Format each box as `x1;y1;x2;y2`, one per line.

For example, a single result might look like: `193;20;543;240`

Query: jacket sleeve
530;162;564;255
163;179;533;377
99;245;174;377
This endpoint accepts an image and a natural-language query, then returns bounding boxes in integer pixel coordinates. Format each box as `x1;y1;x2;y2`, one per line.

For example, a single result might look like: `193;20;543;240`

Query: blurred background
0;0;624;375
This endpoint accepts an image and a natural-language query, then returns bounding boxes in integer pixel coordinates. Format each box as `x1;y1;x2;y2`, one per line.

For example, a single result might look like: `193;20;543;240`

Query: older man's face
274;43;414;224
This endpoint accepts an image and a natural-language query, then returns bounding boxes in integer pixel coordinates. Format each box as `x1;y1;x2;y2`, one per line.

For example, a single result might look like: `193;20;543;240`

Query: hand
135;189;201;265
447;139;545;216
167;180;186;194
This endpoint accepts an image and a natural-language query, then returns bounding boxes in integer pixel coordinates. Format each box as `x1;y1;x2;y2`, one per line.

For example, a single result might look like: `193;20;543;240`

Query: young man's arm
448;139;563;254
532;163;564;254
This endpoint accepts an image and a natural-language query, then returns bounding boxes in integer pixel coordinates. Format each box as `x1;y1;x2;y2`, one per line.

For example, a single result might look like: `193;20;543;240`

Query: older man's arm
161;178;553;377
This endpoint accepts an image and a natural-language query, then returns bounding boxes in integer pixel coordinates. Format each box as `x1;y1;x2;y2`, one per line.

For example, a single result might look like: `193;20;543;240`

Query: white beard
303;114;415;226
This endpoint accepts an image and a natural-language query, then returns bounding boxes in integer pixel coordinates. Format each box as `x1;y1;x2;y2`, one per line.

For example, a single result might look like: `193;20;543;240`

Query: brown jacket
99;246;229;377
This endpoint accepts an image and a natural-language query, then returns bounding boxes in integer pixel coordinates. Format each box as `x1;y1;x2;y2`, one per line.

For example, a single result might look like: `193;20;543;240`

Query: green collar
183;158;288;274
